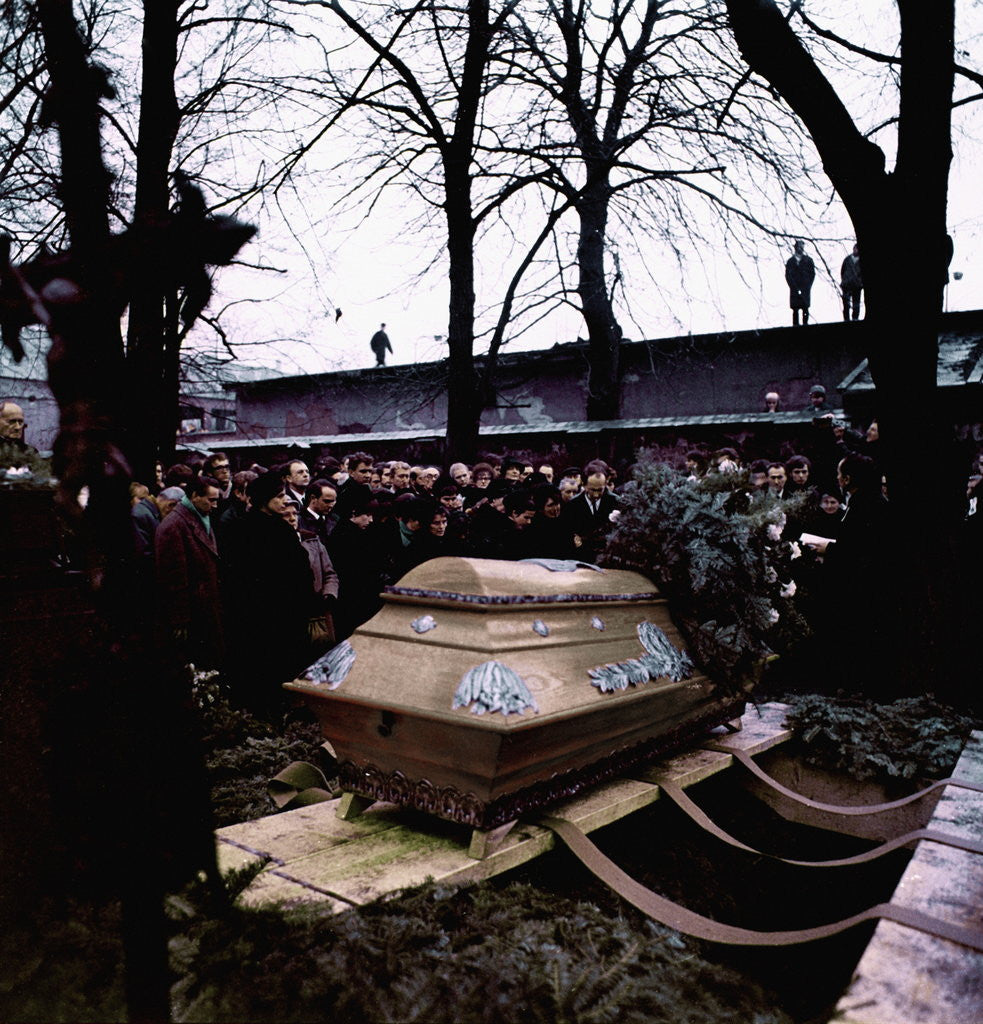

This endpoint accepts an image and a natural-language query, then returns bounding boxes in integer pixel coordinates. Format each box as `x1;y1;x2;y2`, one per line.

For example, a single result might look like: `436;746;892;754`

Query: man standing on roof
840;244;863;321
785;239;815;326
370;323;393;366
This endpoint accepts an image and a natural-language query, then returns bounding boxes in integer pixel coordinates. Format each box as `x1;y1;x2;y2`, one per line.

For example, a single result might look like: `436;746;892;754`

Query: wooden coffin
284;557;744;830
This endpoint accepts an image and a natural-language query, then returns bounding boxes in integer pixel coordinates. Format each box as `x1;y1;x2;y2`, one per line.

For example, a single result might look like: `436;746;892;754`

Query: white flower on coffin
608;509;621;523
780;580;797;599
789;541;802;560
767;607;780;624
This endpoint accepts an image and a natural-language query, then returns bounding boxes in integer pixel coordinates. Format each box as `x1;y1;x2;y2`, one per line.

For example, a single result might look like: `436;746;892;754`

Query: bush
192;670;328;827
173;880;793;1024
783;693;977;783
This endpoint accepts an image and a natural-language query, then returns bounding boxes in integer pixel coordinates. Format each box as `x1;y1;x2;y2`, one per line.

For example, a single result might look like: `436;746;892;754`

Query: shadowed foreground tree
724;0;972;698
0;3;252;1019
1;1;310;479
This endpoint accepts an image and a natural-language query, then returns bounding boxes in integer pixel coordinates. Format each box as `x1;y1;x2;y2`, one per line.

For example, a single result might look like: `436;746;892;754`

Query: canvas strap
657;778;983;866
268;761;334;809
539;813;983;951
705;744;983;814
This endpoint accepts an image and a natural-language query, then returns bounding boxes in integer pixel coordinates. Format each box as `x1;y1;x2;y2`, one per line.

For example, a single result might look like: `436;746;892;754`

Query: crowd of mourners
133;450;627;709
131;396;981;713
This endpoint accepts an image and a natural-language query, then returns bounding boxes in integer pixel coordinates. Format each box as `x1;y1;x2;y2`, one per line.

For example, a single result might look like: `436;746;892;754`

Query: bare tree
2;1;326;476
505;0;820;419
724;0;973;695
272;0;600;459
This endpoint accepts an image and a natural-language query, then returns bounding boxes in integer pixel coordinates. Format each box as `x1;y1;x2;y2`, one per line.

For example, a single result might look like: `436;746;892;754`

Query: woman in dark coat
327;497;389;640
523;484;576;559
223;473;314;715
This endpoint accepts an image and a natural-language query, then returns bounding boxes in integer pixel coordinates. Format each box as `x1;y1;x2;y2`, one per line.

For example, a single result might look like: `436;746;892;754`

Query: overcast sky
185;1;982;380
5;2;980;383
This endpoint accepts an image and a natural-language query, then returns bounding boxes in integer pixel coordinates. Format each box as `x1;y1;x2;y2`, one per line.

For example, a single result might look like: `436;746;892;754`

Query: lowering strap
710;745;983;816
540;813;983;951
658;778;983;867
267;761;335;810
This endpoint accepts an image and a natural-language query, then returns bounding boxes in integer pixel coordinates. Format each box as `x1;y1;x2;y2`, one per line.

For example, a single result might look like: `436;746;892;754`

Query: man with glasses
204;451;233;514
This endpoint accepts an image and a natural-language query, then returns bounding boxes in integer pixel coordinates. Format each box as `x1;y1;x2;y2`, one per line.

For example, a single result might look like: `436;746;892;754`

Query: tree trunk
442;0;493;462
126;0;180;483
578;185;622;420
443;177;480;462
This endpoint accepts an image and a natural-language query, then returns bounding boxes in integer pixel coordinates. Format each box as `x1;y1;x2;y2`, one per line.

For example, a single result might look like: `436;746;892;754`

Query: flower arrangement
0;446;54;487
600;460;811;695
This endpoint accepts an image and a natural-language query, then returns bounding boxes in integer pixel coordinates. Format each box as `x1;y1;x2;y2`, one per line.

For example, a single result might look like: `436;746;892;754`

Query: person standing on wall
840;243;863;321
370;323;392;366
785;239;816;326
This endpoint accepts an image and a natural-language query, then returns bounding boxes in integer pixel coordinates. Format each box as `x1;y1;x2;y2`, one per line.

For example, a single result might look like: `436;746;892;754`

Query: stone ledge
834;730;983;1024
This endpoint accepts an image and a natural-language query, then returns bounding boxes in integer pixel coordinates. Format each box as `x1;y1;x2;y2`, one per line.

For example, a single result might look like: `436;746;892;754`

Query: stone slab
700;700;792;755
834;731;983;1024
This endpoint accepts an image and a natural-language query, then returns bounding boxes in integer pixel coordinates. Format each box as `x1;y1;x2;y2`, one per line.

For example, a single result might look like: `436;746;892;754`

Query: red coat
154;500;224;667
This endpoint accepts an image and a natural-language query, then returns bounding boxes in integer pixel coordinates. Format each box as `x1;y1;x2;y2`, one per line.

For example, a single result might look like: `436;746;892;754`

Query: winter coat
154;500;224;668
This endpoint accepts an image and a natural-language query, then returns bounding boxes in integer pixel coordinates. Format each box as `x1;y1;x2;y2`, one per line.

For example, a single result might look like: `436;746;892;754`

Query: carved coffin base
335;699;745;833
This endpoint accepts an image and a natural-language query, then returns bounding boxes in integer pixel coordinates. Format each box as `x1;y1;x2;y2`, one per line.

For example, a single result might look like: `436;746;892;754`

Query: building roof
179;409;838;453
838;321;983;393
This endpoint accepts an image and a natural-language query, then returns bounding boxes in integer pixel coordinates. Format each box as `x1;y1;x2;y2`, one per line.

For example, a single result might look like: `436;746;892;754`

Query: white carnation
780;580;797;599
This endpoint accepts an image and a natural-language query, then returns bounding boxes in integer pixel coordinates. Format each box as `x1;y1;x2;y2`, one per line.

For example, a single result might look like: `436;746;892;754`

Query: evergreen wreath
601;460;811;695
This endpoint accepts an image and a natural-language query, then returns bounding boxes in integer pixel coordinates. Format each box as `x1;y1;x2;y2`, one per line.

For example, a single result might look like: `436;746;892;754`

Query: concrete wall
619;325;865;418
232;321;870;439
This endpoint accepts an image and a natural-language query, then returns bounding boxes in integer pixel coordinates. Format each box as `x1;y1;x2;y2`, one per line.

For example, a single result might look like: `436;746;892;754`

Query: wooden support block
632;747;733;789
467;820;519;860
336;792;375;822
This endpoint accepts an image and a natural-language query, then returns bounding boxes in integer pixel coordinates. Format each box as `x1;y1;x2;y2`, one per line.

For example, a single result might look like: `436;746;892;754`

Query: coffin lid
382;556;661;608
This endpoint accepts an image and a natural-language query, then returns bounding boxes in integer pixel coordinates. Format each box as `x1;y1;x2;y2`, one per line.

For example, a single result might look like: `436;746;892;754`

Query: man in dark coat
335;452;374;518
327;497;388;640
154;474;224;669
223;472;314;715
785;240;816;326
370;323;392;366
802;453;892;694
300;479;339;547
840;244;863;321
561;468;620;563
